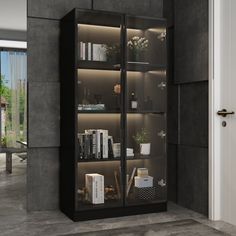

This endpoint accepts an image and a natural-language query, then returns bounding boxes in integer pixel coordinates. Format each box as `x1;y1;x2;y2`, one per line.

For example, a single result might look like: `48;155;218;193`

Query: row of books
78;129;114;160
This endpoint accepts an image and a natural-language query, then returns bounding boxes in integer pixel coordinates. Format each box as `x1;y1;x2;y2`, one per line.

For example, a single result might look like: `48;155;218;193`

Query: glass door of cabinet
125;16;167;206
75;10;124;211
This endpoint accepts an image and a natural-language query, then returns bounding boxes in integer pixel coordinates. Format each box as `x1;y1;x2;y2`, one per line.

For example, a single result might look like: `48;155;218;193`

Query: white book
85;174;104;204
88;42;92;60
82;42;86;60
98;129;108;159
96;130;101;159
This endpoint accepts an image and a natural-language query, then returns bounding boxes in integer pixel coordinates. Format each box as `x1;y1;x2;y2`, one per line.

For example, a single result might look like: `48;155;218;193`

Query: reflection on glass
125;16;167;206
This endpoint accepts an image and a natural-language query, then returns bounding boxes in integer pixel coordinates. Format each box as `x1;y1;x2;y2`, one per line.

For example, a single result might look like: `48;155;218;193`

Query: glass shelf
77;60;166;72
78;60;121;70
77;110;165;114
78;155;165;163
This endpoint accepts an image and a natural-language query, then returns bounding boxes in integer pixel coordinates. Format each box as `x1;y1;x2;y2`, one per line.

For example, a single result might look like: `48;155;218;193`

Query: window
0;50;27;148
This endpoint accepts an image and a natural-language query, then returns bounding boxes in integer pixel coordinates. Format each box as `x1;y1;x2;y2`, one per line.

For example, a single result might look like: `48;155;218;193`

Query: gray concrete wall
27;0;164;211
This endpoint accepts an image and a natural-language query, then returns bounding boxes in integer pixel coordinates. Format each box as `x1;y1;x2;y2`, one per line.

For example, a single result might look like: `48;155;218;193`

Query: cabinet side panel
60;11;77;217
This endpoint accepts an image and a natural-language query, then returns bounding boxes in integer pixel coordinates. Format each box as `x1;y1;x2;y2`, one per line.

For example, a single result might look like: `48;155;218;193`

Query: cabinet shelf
127;62;166;72
77;60;166;72
78;60;120;71
78;155;164;163
78;110;165;114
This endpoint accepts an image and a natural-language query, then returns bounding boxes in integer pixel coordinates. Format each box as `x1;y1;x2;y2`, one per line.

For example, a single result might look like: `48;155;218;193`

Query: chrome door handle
217;109;235;117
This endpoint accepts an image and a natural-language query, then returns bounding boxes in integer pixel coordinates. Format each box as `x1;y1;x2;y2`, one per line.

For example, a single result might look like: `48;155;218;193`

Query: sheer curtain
0;51;27;148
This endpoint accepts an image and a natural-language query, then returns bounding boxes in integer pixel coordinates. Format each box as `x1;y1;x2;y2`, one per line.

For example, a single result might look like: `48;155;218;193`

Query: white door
210;0;236;225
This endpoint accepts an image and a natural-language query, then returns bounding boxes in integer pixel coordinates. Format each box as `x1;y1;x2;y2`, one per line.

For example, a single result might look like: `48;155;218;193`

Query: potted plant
133;128;151;155
127;36;149;62
102;44;120;64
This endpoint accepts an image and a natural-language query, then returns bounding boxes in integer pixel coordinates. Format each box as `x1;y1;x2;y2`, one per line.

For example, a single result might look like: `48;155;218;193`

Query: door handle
217;109;235;117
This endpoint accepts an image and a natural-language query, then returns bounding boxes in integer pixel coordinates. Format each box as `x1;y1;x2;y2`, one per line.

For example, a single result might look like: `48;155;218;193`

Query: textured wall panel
93;0;163;17
28;82;60;148
27;148;59;211
28;0;91;19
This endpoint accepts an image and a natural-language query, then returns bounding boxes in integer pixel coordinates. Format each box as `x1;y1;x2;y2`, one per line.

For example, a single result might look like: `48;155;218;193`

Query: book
108;136;114;158
85;173;104;204
98;129;108;159
114;170;121;199
127;167;136;196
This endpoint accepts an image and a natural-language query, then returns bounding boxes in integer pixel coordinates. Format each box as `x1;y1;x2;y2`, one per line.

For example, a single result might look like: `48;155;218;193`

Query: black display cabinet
60;8;167;221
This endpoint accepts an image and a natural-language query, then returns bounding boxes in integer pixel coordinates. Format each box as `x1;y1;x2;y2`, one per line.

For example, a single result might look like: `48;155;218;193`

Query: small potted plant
127;36;149;62
133;128;151;155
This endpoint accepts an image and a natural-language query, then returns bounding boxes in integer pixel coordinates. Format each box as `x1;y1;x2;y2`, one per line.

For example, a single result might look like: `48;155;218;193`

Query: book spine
92;131;96;159
96;130;101;159
103;130;108;159
88;42;92;60
100;132;103;159
85;42;88;60
108;136;114;159
89;134;93;159
78;134;83;159
82;42;86;60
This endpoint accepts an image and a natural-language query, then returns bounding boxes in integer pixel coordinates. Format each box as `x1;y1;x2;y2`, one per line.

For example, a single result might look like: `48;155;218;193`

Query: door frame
209;0;222;221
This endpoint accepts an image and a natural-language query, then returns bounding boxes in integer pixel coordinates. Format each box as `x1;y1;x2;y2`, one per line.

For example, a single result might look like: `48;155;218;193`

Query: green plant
127;36;149;52
1;137;6;147
102;44;120;62
133;128;150;144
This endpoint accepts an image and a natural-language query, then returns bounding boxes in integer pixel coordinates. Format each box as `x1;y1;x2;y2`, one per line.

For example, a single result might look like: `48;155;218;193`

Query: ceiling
0;0;26;31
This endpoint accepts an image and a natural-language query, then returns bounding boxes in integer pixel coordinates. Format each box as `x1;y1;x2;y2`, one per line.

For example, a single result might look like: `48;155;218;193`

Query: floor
0;156;236;236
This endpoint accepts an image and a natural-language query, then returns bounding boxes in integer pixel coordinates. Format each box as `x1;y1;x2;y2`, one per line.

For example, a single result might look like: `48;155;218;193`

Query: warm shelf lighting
147;28;166;34
78;69;120;78
148;70;166;76
78;24;121;32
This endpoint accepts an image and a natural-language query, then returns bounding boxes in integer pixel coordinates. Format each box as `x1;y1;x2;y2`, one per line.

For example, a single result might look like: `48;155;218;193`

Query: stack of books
78;129;114;160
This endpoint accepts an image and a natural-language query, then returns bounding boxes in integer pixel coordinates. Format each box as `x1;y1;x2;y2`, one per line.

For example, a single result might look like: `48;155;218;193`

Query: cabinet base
63;202;167;222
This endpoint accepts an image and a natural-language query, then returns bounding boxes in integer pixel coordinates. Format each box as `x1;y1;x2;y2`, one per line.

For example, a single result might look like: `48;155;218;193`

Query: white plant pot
140;143;151;155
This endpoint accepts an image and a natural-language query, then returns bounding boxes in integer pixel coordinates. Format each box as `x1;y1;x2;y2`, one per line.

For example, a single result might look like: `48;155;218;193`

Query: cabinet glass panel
76;12;123;211
125;16;167;206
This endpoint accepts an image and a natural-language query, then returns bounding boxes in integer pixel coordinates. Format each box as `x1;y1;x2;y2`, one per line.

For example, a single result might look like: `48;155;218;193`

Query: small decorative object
78;104;105;111
113;143;121;158
114;83;121;94
102;44;120;63
127;36;149;62
105;185;118;200
77;187;88;202
130;91;138;110
133;128;151;155
113;83;121;110
134;186;156;200
134;176;153;188
126;148;134;157
137;168;149;178
158;179;167;187
157;31;167;42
